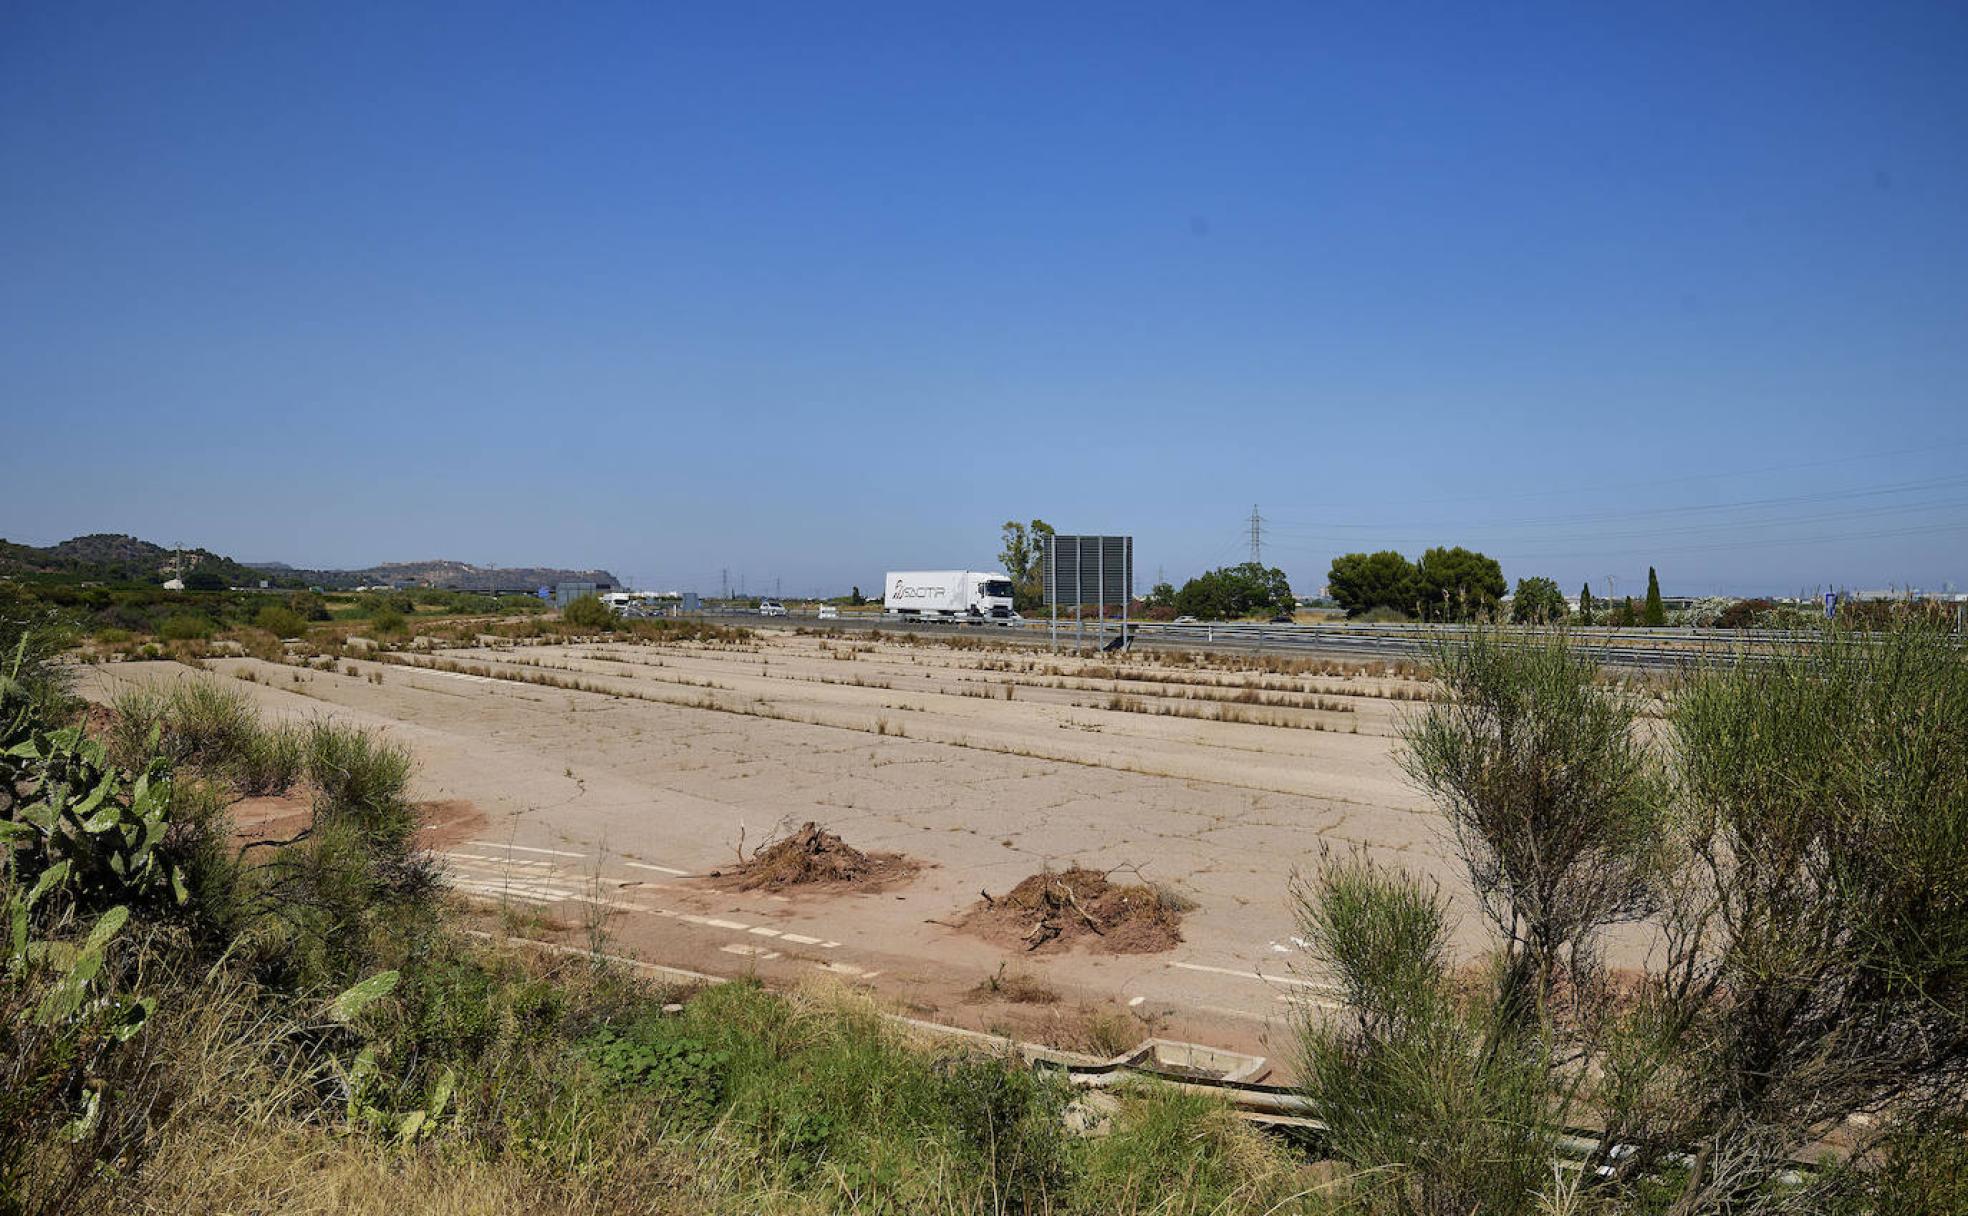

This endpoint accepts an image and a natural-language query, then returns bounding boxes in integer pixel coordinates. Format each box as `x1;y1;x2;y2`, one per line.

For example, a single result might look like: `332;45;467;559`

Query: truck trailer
882;571;1019;623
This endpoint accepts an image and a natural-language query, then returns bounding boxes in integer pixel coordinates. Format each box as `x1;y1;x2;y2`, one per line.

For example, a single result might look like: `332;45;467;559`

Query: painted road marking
1195;1003;1272;1024
449;879;565;904
721;944;780;959
682;915;752;931
1276;992;1347;1010
1167;961;1340;992
625;861;692;876
444;863;849;954
465;841;585;858
444;852;556;869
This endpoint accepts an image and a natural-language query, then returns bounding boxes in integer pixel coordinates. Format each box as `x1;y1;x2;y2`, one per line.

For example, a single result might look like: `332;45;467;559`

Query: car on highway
1269;613;1295;624
1173;615;1199;624
758;600;786;617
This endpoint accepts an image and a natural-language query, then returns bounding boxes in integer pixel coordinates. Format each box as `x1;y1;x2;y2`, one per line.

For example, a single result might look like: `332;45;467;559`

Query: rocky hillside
0;534;273;587
0;533;616;592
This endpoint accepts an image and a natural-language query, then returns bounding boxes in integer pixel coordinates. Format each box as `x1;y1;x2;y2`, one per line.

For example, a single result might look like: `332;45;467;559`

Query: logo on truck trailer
892;579;949;600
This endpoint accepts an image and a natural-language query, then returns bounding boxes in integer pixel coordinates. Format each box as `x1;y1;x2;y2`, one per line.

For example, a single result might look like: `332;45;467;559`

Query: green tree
1172;563;1292;620
849;586;864;606
1578;582;1594;626
1327;551;1419;618
561;594;617;631
1415;547;1506;622
1509;576;1567;625
997;519;1055;612
1643;566;1666;626
1144;581;1176;609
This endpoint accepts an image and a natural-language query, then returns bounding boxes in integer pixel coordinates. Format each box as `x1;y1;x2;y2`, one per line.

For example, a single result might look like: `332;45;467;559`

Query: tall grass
107;681;304;796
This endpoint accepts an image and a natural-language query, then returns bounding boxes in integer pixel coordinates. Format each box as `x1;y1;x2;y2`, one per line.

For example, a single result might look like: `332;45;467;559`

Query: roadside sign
1824;592;1836;619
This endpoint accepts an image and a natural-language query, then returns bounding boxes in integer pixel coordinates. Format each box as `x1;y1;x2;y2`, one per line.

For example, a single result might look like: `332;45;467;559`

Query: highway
680;610;1899;672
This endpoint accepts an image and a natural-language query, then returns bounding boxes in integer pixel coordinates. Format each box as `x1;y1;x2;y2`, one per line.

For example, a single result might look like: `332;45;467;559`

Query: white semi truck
882;571;1019;623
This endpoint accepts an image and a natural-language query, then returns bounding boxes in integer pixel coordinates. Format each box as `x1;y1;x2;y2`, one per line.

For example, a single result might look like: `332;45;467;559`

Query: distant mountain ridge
0;533;617;592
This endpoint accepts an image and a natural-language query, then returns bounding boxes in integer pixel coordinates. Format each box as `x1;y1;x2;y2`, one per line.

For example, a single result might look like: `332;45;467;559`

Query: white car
816;604;839;620
758;600;786;617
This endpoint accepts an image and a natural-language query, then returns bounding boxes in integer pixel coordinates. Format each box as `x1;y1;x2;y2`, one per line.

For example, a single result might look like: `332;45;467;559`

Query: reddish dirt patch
227;794;487;855
81;703;119;737
229;793;314;854
705;821;919;893
961;866;1183;955
415;798;488;850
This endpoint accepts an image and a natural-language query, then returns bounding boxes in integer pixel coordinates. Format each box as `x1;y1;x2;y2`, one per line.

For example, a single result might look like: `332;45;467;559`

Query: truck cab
973;576;1017;620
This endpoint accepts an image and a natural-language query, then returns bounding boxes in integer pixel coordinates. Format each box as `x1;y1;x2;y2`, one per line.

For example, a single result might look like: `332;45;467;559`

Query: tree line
1327;548;1670;626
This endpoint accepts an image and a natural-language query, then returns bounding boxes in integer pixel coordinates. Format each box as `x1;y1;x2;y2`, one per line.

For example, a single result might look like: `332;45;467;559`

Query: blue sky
3;1;1964;598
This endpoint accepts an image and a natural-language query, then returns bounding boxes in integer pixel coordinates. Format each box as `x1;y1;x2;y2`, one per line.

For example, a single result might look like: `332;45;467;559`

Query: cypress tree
1579;582;1594;626
1644;567;1666;626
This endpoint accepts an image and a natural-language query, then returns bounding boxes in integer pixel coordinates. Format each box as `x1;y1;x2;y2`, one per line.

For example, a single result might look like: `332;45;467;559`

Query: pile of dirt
707;821;918;892
964;866;1183;955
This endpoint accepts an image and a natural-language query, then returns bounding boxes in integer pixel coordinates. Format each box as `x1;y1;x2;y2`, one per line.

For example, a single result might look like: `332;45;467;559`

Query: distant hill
292;559;619;592
0;534;273;587
0;534;617;592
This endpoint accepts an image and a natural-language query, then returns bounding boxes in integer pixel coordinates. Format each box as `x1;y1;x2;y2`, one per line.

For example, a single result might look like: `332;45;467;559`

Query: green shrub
560;595;617;631
304;722;415;852
1295;852;1561;1216
253;605;309;639
159;614;217;641
290;591;332;621
1;613;76;748
583;1023;733;1123
234;724;304;796
1077;1083;1297;1214
368;608;406;635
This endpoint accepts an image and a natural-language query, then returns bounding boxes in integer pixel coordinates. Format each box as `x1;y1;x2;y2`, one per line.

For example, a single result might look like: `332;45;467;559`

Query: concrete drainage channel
464;932;1822;1182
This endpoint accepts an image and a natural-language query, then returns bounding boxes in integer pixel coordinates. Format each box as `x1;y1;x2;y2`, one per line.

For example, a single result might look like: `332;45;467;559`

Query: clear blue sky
4;1;1964;598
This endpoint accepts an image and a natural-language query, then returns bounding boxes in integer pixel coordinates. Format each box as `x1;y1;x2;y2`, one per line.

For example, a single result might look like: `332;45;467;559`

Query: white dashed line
465;841;585;858
1167;961;1338;992
625;861;692;876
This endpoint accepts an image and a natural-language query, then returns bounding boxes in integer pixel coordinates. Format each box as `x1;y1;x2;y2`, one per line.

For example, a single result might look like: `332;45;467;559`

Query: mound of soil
964;867;1183;955
707;821;918;892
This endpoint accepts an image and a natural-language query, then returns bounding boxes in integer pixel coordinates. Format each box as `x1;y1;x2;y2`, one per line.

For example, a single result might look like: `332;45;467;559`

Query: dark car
1269;613;1295;624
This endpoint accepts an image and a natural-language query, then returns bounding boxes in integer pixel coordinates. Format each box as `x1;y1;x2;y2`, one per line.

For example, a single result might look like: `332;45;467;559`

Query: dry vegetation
966;866;1187;955
3;619;1322;1216
12;606;1965;1215
705;820;920;892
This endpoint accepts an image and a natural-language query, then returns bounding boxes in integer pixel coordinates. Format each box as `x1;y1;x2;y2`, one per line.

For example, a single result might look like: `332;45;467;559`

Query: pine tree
1579;582;1594;626
1644;567;1666;626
